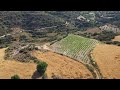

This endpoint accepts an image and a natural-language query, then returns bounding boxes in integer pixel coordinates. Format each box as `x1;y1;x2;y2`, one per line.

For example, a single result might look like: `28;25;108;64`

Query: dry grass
32;51;93;79
0;48;93;79
92;44;120;79
0;48;36;79
112;35;120;42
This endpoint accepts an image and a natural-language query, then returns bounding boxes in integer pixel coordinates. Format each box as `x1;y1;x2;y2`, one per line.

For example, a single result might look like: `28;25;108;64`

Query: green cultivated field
51;34;101;64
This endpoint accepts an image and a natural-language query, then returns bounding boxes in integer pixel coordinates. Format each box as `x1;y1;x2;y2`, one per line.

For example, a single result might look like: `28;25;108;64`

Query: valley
0;11;120;79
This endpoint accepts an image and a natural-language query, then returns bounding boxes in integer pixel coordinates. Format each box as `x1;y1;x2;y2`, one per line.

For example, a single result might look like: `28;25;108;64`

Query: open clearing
32;50;93;79
0;48;36;79
112;35;120;42
85;27;102;34
92;44;120;79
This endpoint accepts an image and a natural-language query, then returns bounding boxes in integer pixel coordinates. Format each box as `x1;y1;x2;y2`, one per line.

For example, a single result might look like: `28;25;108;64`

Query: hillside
1;11;120;44
92;44;120;79
1;11;120;35
0;47;93;79
0;11;120;79
32;50;93;79
0;48;36;79
50;34;101;64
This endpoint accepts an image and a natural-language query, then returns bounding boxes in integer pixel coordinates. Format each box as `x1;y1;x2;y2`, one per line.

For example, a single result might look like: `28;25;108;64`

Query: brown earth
92;44;120;79
0;48;36;79
112;35;120;42
32;51;93;79
85;27;102;34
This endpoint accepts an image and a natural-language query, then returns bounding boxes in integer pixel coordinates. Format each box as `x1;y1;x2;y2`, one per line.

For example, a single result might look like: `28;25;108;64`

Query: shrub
118;43;120;46
37;61;48;75
31;56;40;64
11;75;20;79
113;41;119;44
105;41;112;44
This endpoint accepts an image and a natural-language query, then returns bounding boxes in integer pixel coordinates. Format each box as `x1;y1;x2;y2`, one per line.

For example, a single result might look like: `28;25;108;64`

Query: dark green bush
11;75;20;79
37;61;48;75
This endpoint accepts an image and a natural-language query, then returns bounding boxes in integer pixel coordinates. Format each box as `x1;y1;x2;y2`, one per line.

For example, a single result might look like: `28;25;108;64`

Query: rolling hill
32;50;93;79
0;47;93;79
0;48;36;79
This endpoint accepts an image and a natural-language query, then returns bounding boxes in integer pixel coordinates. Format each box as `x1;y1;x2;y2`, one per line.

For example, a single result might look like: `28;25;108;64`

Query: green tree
11;75;20;79
37;61;48;75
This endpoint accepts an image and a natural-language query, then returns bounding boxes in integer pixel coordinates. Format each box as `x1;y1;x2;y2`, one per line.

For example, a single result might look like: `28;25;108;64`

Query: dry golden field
92;44;120;79
32;51;93;79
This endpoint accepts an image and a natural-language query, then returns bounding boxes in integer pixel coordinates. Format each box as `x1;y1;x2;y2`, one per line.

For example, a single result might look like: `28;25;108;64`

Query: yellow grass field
0;48;93;79
32;51;93;79
0;48;36;79
92;44;120;79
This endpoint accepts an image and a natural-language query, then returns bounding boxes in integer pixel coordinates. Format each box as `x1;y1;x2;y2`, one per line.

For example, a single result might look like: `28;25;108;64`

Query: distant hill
1;11;120;46
1;11;120;31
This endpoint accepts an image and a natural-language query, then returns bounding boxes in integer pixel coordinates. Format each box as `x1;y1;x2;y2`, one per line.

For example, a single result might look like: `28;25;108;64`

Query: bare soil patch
85;27;102;34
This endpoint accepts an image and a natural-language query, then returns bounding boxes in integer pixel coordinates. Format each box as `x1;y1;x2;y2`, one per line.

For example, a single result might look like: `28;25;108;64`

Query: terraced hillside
51;34;101;64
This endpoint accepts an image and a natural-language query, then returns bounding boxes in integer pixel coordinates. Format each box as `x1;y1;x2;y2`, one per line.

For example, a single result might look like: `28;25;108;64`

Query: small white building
77;15;86;21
